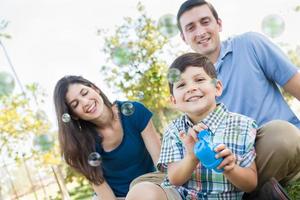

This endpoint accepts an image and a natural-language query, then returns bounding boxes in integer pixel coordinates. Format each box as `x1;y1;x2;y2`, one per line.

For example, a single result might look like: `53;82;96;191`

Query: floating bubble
136;91;145;100
88;152;101;167
0;71;15;96
0;19;9;31
167;68;181;84
121;102;135;116
33;134;54;152
261;14;285;38
158;14;179;38
36;109;47;121
62;113;71;123
112;47;131;66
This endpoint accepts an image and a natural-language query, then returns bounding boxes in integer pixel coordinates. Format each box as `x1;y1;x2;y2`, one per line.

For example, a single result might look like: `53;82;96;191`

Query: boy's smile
171;66;222;123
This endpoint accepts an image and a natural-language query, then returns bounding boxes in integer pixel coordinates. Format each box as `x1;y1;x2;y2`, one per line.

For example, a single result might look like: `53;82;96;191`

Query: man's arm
283;71;300;101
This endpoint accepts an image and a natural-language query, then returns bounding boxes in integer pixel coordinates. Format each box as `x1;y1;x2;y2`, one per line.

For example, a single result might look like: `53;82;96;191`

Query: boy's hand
179;127;199;155
214;144;236;172
179;123;209;156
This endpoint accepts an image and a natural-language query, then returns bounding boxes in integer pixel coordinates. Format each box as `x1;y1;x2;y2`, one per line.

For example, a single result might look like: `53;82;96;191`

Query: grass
286;180;300;200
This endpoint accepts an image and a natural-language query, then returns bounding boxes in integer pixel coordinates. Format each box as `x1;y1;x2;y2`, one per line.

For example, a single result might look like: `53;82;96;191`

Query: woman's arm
141;119;161;165
92;181;117;200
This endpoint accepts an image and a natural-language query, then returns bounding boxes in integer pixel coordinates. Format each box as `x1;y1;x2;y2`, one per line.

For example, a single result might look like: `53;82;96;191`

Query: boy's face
179;5;222;60
171;66;222;121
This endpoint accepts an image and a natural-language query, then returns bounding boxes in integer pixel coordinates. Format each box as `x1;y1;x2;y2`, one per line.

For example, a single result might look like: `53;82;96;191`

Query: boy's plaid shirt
157;103;257;200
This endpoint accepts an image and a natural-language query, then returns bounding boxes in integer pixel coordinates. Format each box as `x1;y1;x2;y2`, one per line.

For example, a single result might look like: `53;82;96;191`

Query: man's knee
256;120;300;156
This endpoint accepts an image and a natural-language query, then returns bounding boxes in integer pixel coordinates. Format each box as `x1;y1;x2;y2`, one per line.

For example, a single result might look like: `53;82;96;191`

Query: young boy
157;52;257;199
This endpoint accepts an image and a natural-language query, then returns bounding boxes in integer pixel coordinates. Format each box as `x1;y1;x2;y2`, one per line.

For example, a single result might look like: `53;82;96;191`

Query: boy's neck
187;103;217;124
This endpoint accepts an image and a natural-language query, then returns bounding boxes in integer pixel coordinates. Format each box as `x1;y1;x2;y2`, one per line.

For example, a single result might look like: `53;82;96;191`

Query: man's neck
207;44;221;64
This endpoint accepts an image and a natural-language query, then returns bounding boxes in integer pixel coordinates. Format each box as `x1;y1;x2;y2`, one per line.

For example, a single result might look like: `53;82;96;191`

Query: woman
53;75;161;199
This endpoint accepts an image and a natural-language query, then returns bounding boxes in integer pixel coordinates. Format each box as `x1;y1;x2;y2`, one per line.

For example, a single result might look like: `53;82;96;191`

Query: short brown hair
168;52;217;95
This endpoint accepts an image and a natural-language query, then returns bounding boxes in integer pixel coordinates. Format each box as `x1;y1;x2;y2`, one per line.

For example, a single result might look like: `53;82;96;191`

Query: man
177;0;300;194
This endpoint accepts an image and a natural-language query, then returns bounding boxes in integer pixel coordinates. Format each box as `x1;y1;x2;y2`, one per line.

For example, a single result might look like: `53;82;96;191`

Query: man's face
179;5;222;60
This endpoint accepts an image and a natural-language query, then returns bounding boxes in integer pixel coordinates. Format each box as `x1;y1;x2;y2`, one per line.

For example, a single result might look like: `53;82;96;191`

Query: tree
99;3;181;132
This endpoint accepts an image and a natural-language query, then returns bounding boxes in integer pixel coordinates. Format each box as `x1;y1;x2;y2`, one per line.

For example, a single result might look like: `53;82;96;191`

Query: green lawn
286;180;300;200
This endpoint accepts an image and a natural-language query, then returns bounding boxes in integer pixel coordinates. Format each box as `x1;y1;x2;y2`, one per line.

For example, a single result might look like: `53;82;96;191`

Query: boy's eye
196;78;205;82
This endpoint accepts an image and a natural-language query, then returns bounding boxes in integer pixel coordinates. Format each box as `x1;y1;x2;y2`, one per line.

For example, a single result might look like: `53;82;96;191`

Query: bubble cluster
167;68;181;84
158;14;179;38
136;91;145;100
121;102;135;116
0;71;15;96
261;14;285;38
62;113;71;123
88;152;102;167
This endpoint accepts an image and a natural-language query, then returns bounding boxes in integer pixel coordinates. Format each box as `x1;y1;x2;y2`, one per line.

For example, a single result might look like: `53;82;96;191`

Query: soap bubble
33;134;54;152
88;152;102;167
158;14;179;38
0;71;15;96
261;14;285;38
112;47;131;66
121;102;135;116
167;68;181;84
62;113;71;123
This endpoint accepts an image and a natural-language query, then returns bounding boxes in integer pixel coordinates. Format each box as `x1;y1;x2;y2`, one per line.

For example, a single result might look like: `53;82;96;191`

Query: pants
255;120;300;188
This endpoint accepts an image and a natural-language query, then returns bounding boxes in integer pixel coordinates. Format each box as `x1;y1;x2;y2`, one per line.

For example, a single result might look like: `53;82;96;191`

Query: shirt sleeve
246;32;298;86
157;122;184;172
238;120;257;167
127;101;153;134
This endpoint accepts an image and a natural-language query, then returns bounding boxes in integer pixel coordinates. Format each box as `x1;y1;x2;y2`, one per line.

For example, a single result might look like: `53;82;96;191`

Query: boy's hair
169;52;217;95
177;0;219;32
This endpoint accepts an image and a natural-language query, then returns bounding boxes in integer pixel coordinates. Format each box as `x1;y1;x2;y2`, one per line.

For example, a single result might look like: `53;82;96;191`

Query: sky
0;0;300;126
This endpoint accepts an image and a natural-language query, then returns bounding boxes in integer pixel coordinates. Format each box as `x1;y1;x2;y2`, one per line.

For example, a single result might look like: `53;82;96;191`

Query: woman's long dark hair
53;75;113;185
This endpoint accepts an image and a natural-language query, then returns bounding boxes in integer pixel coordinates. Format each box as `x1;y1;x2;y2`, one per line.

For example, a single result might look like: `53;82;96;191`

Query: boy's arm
167;128;199;186
215;141;257;192
223;162;257;193
168;152;199;186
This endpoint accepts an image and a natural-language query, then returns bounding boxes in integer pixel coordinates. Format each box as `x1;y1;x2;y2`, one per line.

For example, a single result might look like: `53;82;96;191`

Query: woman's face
65;83;105;121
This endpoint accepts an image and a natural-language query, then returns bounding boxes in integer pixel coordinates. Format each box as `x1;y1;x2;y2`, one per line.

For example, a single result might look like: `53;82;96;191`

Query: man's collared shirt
157;103;257;200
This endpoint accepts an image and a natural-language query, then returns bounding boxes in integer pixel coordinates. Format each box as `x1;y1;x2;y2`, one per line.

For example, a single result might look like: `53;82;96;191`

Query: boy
157;52;257;199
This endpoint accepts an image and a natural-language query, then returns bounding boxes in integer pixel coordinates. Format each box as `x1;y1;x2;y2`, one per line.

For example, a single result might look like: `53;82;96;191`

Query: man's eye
176;83;185;88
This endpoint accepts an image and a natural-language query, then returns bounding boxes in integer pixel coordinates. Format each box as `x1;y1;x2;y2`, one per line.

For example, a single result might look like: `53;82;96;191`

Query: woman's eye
82;90;88;96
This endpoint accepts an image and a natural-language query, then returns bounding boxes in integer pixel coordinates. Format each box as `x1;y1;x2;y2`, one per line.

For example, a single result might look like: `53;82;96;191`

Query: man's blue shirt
95;101;155;197
215;32;300;128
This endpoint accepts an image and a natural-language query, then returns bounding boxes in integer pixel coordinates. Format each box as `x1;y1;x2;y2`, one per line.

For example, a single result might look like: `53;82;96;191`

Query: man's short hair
168;52;217;95
177;0;219;32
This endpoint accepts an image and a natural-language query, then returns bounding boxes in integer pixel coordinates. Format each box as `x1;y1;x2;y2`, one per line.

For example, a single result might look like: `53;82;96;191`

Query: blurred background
0;0;299;199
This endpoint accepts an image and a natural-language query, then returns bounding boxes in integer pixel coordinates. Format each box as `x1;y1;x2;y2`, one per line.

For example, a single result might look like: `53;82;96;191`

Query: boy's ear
215;79;223;97
170;95;176;105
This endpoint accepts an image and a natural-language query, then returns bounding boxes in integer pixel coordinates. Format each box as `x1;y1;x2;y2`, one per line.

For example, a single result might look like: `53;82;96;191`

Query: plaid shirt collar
183;103;228;134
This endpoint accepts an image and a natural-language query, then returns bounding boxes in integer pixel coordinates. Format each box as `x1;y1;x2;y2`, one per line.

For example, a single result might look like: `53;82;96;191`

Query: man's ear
180;32;187;44
215;79;223;97
170;95;176;105
217;18;222;32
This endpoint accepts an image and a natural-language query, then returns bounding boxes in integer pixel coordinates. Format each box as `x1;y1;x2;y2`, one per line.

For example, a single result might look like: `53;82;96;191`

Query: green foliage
0;83;52;160
286;180;300;200
100;2;179;132
282;46;300;103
